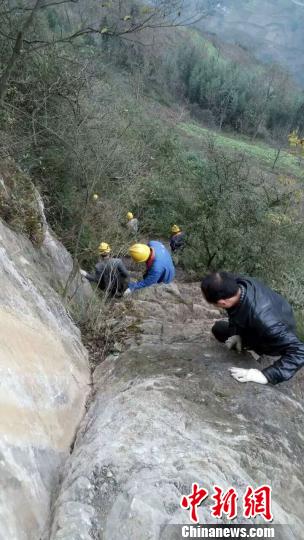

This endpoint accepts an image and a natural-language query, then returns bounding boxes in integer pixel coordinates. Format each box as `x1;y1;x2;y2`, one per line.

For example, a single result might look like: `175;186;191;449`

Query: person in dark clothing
170;225;186;253
201;271;304;385
81;242;129;297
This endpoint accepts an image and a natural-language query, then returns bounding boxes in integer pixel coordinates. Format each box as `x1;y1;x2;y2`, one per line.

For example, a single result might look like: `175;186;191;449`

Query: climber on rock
126;212;139;234
170;224;185;253
201;271;304;385
80;242;129;297
124;241;175;295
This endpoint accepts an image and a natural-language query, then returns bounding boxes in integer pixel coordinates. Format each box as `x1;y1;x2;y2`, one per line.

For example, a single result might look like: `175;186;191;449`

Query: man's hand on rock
229;367;268;385
225;335;242;353
80;269;88;278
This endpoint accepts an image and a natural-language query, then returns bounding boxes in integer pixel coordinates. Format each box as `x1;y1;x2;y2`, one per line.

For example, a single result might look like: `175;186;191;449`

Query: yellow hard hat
171;224;181;234
98;242;111;255
129;243;150;263
127;212;134;220
93;193;99;200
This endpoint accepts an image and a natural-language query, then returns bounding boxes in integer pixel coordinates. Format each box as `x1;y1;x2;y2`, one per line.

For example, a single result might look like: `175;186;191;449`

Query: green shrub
140;136;304;291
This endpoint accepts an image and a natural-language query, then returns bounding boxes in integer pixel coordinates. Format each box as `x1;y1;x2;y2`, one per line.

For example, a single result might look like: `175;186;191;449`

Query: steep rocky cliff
0;177;91;539
50;283;304;540
1;168;303;540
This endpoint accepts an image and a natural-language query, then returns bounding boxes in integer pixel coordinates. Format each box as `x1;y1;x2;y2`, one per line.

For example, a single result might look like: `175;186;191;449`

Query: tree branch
0;0;44;102
0;0;78;16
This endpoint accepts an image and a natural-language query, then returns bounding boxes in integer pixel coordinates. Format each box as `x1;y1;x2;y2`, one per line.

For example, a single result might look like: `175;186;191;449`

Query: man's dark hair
201;272;239;303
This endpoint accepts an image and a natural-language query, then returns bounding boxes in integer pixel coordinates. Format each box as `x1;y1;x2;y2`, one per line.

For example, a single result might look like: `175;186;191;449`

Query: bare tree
0;0;214;103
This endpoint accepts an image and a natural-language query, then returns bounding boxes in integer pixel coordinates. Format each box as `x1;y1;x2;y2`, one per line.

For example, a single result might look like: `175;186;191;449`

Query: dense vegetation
1;0;304;319
174;37;304;139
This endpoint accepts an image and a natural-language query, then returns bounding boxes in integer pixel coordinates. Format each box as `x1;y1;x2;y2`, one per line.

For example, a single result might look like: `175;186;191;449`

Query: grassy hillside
178;122;304;179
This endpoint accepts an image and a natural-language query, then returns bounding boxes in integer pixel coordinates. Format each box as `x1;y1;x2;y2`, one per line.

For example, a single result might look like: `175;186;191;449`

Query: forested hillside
195;0;304;86
1;0;304;316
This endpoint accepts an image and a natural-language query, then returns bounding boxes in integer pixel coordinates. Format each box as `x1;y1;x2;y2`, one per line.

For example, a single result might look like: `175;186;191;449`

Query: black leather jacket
227;276;304;385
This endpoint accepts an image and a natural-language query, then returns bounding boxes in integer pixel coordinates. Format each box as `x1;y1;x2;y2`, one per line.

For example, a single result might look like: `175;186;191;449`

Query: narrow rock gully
49;281;304;540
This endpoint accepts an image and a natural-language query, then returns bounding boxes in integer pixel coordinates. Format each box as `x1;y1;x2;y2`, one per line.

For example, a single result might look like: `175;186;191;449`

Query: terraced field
178;122;304;180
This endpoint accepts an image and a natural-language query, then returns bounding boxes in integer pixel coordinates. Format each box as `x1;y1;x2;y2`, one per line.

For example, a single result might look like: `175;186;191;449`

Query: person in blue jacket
124;241;175;295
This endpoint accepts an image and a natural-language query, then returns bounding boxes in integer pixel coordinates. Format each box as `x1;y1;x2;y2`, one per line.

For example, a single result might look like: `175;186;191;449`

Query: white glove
80;269;88;278
229;367;268;385
225;335;242;353
124;288;132;297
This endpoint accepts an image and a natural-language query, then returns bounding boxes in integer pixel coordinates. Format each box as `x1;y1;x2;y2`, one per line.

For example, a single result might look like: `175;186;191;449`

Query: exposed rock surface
0;216;91;540
50;283;304;540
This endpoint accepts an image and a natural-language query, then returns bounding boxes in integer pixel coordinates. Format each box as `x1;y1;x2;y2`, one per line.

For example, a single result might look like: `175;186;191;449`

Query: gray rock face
0;217;91;540
50;283;304;539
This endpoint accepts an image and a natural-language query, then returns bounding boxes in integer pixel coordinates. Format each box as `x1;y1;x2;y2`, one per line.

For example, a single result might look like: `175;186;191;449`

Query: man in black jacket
201;272;304;385
81;242;129;297
170;225;186;253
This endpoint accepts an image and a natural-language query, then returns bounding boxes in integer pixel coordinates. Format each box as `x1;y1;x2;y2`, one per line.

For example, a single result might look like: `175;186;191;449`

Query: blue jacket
129;241;175;291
